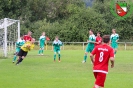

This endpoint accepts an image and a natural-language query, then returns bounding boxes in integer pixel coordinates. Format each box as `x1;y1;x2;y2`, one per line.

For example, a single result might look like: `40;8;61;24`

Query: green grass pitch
0;50;133;88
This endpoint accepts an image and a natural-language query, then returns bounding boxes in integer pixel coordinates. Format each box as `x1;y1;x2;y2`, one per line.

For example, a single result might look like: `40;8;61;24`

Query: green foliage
0;0;133;41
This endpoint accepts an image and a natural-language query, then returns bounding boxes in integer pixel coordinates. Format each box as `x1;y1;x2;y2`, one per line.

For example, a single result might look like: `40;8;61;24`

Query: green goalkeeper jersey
39;35;46;47
110;33;119;43
87;34;96;47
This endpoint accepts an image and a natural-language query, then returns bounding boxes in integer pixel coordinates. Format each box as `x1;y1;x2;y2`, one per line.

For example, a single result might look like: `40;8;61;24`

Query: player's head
112;29;116;34
55;36;59;41
97;32;100;37
28;31;32;36
89;29;94;35
103;35;110;44
31;38;35;43
42;32;45;36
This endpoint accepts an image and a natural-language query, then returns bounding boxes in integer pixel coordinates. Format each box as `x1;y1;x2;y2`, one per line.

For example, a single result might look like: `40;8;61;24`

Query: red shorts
93;72;106;87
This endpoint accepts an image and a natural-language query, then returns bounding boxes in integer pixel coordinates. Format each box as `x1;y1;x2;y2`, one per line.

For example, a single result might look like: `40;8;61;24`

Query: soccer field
0;50;133;88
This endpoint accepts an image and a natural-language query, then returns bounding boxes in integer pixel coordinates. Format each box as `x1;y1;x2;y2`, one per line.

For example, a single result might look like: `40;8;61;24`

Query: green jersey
110;33;119;43
88;34;96;47
39;35;46;47
16;39;25;52
110;33;119;49
53;40;62;52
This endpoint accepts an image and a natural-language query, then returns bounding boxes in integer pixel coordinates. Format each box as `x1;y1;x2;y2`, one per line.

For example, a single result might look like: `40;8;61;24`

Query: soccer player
90;35;115;88
95;32;102;47
82;30;96;63
12;35;25;63
53;36;62;62
110;29;119;54
16;38;35;65
38;32;46;55
23;31;32;41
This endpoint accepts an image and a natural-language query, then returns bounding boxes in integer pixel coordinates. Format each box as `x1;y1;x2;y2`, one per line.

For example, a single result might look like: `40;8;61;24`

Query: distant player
12;35;25;63
38;32;46;55
82;30;96;63
110;29;119;54
23;31;32;42
16;38;35;65
90;35;115;88
95;32;102;47
53;36;62;62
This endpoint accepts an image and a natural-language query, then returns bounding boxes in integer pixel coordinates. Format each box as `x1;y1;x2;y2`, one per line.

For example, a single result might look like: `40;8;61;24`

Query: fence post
125;42;126;50
12;42;13;51
15;43;16;50
83;42;84;50
9;42;10;51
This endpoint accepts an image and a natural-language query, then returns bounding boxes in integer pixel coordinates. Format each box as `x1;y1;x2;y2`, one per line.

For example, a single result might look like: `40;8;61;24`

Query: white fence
6;41;133;51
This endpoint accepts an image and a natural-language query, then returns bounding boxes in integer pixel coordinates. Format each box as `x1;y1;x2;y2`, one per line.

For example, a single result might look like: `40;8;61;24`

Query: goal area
0;18;20;57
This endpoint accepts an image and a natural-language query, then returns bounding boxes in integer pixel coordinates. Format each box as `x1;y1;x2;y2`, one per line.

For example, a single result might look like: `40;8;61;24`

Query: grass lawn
0;50;133;88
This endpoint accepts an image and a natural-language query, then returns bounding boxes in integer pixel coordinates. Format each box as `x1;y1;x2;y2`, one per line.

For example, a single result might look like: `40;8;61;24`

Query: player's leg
16;49;23;65
114;43;118;54
82;46;89;63
54;49;57;62
41;46;44;55
38;47;41;55
16;50;28;65
13;52;18;63
57;50;61;62
93;72;106;88
20;51;28;63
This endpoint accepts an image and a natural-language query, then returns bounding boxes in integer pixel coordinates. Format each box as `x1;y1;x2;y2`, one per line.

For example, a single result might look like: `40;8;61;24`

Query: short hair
112;29;116;32
97;32;100;34
89;29;94;33
28;31;32;34
55;36;59;39
102;35;110;43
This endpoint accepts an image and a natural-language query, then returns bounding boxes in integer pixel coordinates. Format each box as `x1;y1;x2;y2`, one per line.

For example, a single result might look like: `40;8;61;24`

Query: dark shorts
18;49;28;57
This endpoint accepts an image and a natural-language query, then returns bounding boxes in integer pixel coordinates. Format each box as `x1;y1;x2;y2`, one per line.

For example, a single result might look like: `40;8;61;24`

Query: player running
95;32;102;47
90;35;115;88
82;30;96;63
38;32;46;55
23;31;32;41
53;36;62;62
12;35;25;63
16;38;35;65
110;29;119;54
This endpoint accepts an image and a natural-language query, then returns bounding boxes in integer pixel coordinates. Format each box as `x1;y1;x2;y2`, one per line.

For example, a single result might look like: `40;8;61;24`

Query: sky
83;0;93;7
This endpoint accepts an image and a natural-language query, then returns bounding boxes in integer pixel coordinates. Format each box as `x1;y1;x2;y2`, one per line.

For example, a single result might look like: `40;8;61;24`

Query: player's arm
90;47;97;64
90;54;94;64
110;57;114;68
88;40;96;43
110;49;115;68
116;34;119;42
38;38;41;45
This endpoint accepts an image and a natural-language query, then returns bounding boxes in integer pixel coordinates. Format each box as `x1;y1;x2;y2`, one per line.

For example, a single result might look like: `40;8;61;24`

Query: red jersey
91;44;114;74
95;36;102;46
23;35;32;41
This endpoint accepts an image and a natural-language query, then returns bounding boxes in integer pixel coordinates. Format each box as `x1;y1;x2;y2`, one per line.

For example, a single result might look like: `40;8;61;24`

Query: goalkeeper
12;35;25;63
53;36;62;62
16;38;35;65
